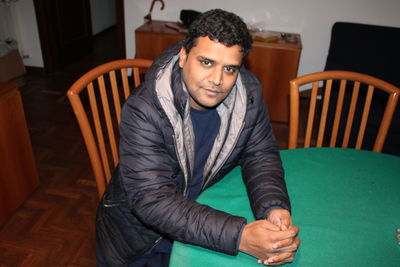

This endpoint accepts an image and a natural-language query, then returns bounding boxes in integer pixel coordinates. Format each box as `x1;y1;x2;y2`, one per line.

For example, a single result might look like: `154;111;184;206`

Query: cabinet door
135;32;184;59
246;45;301;122
135;21;186;60
0;83;39;227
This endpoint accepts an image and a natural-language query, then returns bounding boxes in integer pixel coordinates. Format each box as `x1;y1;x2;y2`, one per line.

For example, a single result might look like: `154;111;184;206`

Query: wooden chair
289;70;400;152
67;59;152;199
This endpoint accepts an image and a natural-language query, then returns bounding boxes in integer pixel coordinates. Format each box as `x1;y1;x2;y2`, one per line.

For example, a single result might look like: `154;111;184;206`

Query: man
96;9;300;267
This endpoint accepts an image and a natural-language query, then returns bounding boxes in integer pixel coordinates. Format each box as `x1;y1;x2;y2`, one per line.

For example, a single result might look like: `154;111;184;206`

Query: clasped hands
239;209;300;266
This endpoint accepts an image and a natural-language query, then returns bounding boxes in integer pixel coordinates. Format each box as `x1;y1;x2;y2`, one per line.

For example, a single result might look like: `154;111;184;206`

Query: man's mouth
203;88;223;94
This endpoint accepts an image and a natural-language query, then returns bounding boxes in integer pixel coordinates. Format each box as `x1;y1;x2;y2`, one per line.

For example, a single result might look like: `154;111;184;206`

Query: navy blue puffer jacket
96;41;290;266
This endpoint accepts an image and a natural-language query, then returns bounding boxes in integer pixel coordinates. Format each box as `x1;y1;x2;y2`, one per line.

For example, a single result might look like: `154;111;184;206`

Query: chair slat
288;82;300;149
133;67;141;88
317;79;332;147
342;81;360;148
88;81;111;181
121;67;130;100
304;81;319;147
329;80;346;147
67;90;107;194
109;70;122;125
373;93;400;151
355;85;374;149
98;76;119;169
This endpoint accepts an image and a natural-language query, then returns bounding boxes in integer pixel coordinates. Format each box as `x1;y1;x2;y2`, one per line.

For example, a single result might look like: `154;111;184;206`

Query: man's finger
273;236;301;251
273;225;299;241
263;251;296;265
280;216;292;230
260;219;282;231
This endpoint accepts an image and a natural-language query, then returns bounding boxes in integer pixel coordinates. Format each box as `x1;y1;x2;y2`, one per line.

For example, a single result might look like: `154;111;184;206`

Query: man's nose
209;68;223;86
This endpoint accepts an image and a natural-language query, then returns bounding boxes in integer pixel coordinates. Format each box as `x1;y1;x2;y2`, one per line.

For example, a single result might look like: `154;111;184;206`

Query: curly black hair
183;9;252;57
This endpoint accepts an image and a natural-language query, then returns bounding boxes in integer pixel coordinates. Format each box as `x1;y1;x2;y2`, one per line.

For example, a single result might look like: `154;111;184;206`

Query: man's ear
178;47;187;68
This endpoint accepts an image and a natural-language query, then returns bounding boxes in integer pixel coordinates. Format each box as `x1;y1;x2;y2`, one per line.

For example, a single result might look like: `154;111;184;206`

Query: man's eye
224;66;237;73
201;59;212;67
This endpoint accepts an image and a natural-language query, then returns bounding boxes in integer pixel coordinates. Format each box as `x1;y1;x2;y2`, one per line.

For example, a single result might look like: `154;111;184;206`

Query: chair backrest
67;59;153;198
289;70;400;152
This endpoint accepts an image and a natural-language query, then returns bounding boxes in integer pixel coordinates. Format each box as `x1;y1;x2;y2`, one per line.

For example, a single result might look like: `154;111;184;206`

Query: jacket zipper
172;134;189;196
202;121;246;191
141;236;162;256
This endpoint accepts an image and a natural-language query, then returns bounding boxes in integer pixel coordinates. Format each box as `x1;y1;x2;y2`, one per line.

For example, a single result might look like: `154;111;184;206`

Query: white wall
90;0;116;35
2;0;400;71
0;0;43;67
0;4;15;40
124;0;400;76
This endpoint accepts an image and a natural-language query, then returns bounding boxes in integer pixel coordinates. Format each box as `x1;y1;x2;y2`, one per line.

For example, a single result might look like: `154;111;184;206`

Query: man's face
178;36;243;110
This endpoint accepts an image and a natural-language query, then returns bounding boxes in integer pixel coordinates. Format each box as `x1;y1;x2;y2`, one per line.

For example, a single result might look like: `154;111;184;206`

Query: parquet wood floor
0;26;289;266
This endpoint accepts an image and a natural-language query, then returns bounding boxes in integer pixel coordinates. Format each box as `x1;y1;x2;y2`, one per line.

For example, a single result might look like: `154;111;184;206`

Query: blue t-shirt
188;107;221;199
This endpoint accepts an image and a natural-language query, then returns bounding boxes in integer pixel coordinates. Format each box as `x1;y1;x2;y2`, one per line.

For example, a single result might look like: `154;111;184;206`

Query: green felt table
170;148;400;266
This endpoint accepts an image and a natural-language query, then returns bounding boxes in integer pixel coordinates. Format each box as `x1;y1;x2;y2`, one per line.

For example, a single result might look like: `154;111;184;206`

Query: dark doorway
34;0;125;73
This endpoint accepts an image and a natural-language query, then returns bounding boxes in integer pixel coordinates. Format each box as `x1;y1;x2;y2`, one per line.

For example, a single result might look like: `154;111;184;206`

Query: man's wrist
263;206;286;219
236;220;247;254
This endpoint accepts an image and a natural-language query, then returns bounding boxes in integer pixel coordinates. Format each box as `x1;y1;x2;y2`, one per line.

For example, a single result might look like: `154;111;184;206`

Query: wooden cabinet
135;21;186;60
135;21;302;122
245;36;302;122
0;82;39;227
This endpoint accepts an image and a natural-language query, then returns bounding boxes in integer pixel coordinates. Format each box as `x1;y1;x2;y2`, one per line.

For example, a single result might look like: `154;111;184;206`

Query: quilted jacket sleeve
239;87;291;220
118;93;247;255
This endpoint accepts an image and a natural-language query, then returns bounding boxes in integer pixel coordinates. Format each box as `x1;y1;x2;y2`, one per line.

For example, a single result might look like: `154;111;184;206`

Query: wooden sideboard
135;21;302;122
0;82;39;227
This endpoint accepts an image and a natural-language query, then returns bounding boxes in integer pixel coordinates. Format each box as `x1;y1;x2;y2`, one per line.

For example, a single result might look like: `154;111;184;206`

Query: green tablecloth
170;148;400;266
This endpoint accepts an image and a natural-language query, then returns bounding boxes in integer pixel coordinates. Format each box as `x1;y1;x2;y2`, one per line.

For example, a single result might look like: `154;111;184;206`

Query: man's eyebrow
197;56;214;63
226;64;240;69
198;56;240;69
